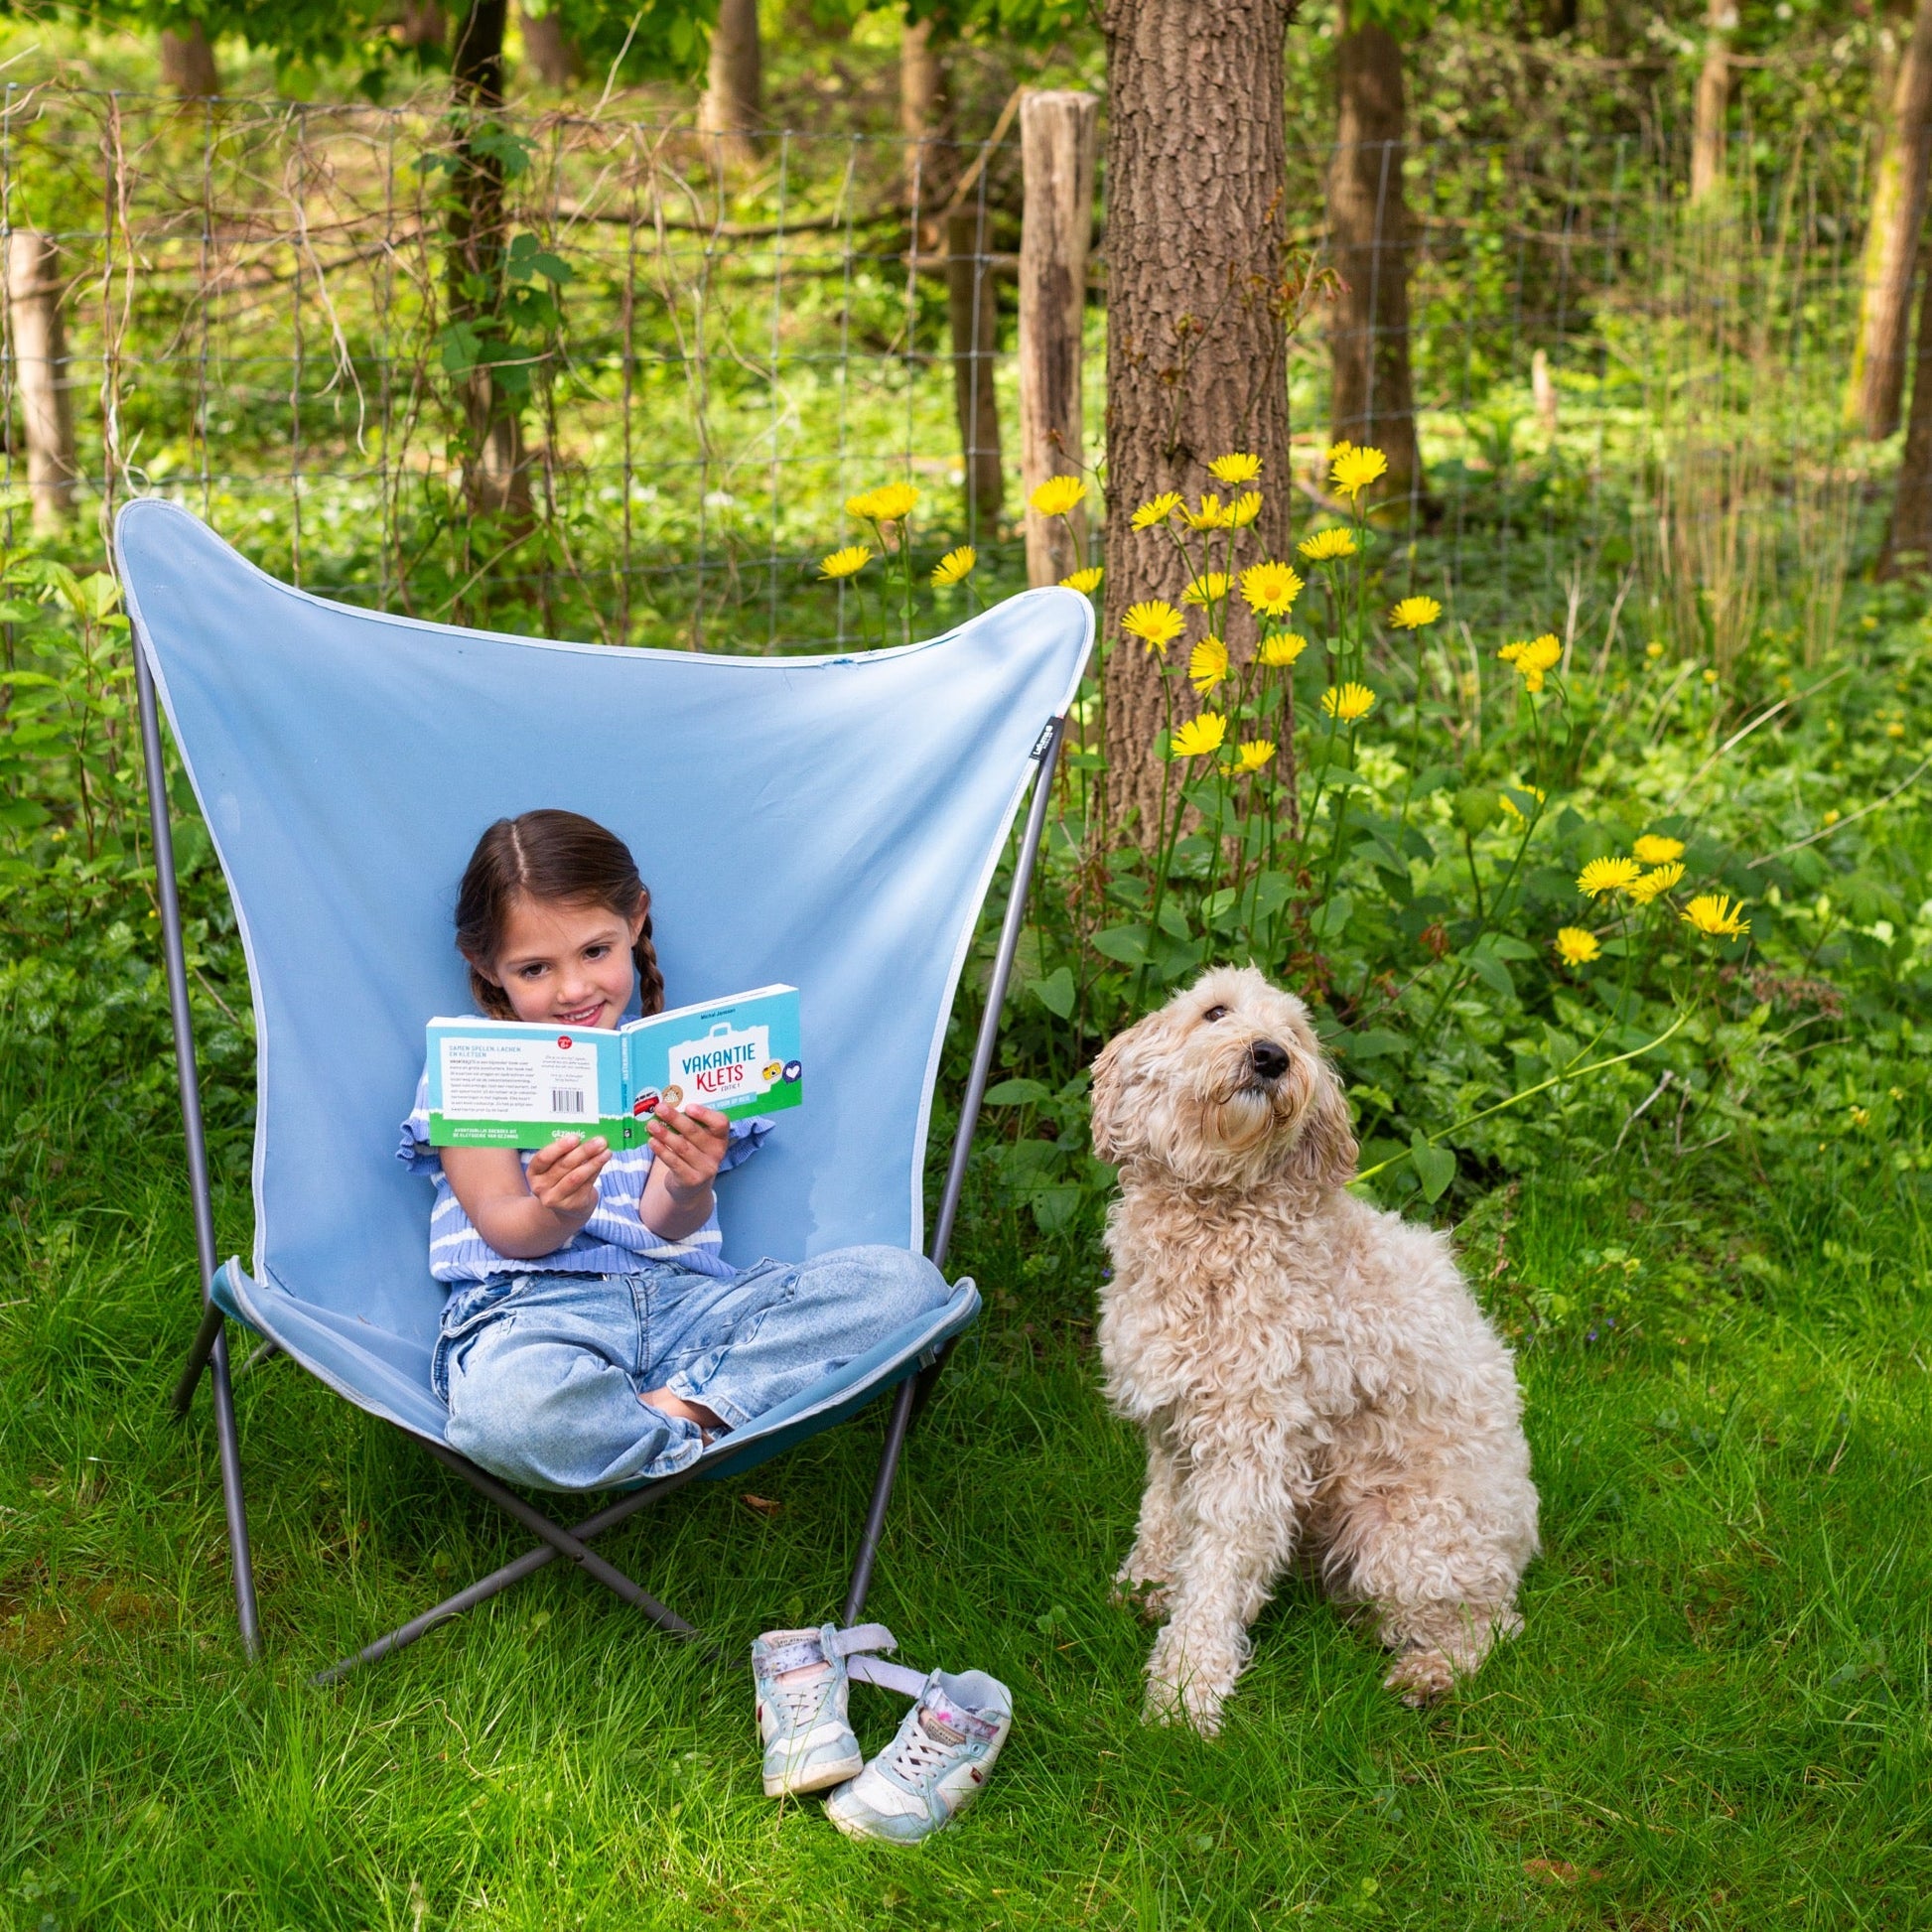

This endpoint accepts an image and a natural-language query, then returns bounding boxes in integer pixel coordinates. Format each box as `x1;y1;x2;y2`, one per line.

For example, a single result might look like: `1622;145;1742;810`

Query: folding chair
118;500;1090;1681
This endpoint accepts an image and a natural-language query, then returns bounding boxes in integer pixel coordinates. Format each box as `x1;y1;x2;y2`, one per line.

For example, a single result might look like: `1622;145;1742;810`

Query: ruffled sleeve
396;1065;442;1178
720;1116;773;1173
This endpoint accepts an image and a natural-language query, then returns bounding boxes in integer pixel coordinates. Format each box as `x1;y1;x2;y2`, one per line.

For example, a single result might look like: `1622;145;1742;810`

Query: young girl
398;808;952;1491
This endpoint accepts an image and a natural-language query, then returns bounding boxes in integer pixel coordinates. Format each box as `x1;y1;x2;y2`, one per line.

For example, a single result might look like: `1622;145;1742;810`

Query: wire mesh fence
0;80;1884;660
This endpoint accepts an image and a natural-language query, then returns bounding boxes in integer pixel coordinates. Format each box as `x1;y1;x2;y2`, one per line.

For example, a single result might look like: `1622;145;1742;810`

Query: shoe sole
763;1747;865;1799
824;1796;944;1845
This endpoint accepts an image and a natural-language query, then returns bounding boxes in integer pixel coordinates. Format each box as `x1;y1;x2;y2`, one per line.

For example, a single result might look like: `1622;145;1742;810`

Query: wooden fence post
7;231;75;532
1018;87;1097;586
947;205;1004;537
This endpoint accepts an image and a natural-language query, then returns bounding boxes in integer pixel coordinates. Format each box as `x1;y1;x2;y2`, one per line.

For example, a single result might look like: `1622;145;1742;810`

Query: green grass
6;1035;1932;1930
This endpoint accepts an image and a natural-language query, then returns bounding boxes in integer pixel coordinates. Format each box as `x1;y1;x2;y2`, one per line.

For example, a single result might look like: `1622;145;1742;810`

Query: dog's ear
1090;1025;1143;1164
1287;1053;1357;1192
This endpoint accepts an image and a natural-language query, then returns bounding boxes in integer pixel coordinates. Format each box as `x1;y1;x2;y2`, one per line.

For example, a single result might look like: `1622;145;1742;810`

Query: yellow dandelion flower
1497;783;1546;821
846;482;919;523
1390;595;1444;630
819;545;873;579
1233;739;1277;774
1577;855;1642;898
1499;632;1563;693
1240;560;1303;617
1681;893;1750;938
1181;571;1232;609
1188;634;1230;694
1059;565;1103;595
1029;475;1088;518
1645;640;1665;659
1182;492;1238;531
1321;681;1377;723
1229;489;1264;527
1330;445;1389;500
1169;712;1228;759
1326;439;1355;463
1258;631;1309;667
1632;834;1685;866
1121;600;1185;653
1555;927;1601;966
1131;490;1184;530
930;545;977;588
1628;861;1686;905
1208;452;1263;485
1298;526;1358;563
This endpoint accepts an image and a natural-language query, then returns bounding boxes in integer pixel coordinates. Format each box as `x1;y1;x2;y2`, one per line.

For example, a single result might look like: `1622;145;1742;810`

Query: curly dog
1093;965;1539;1733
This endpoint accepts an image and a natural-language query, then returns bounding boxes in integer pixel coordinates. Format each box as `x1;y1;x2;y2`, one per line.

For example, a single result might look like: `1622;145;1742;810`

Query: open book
426;984;801;1149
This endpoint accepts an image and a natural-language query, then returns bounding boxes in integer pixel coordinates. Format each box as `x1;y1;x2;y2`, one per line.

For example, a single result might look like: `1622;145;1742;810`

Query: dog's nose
1248;1038;1290;1081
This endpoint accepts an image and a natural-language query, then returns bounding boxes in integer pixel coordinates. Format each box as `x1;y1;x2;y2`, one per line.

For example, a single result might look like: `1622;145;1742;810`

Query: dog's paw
1383;1646;1456;1709
1143;1672;1223;1736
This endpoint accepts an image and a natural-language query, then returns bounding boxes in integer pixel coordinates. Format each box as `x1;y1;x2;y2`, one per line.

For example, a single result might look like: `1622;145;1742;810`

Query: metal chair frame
139;620;1064;1681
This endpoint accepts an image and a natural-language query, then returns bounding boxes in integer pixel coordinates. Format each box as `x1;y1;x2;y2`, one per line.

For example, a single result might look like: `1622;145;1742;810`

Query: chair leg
207;1321;263;1660
842;1376;918;1625
171;1300;225;1418
313;1446;713;1687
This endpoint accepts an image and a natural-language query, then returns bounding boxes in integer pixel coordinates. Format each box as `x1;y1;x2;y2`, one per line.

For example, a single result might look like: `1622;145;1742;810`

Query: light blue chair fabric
116;500;1091;1473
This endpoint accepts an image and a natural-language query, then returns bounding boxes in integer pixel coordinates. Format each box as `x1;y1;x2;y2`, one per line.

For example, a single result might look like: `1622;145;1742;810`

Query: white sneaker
753;1622;921;1797
823;1668;1013;1845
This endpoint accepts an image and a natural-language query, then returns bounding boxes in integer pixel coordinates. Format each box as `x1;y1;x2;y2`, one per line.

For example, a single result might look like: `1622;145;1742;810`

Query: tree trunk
1882;234;1932;574
700;0;763;169
901;16;952;242
948;205;1004;534
448;0;530;520
160;22;219;98
1852;0;1932;439
1102;0;1295;837
1689;0;1736;205
1019;89;1097;585
519;4;583;86
397;3;448;52
1327;5;1423;508
6;232;74;532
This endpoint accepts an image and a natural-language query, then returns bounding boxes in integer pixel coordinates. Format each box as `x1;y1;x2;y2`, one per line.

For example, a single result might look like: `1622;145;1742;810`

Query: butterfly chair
119;500;1090;1684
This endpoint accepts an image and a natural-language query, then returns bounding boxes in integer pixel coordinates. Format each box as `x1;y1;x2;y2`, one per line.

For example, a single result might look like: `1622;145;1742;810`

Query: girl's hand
644;1102;730;1200
525;1133;611;1214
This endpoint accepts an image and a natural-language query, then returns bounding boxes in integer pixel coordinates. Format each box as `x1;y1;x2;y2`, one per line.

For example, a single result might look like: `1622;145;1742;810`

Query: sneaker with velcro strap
752;1622;910;1798
823;1667;1013;1845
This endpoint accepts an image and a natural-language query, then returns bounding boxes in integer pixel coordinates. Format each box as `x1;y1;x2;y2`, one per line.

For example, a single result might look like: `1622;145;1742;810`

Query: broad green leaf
1453;786;1502;836
1311;893;1353;938
1155;898;1192;940
1341;1028;1406;1061
1091;923;1150;966
1032;965;1076;1020
984;1078;1051;1106
1463;946;1515;999
1030;1184;1083;1234
1411;1135;1456;1203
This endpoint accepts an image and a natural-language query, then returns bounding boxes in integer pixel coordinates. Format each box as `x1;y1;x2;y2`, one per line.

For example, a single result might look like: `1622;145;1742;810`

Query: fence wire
0;82;1883;660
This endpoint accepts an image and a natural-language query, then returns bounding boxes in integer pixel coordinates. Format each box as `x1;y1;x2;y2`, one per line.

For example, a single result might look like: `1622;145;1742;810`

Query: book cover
425;985;801;1149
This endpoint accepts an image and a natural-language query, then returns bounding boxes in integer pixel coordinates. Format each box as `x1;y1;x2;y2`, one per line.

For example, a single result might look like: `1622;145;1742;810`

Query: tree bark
160;22;219;98
1102;0;1295;836
1327;5;1423;508
519;3;583;86
397;3;448;52
901;16;952;242
1689;0;1736;205
1019;89;1097;586
1882;233;1932;574
6;232;74;532
948;205;1004;534
700;0;763;169
448;0;530;519
1852;0;1932;439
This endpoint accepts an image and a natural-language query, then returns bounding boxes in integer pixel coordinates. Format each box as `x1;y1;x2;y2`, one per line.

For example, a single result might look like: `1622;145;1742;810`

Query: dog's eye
1201;1005;1228;1023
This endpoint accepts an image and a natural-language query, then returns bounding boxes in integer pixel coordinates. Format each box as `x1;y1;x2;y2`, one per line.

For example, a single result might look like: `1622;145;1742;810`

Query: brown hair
454;809;664;1021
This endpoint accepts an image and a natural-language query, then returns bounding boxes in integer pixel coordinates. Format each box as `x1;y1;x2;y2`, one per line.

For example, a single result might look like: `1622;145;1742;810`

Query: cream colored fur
1093;966;1540;1734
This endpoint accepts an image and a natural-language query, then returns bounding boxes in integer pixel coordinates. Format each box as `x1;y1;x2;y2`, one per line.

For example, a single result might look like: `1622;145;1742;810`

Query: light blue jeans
435;1245;951;1491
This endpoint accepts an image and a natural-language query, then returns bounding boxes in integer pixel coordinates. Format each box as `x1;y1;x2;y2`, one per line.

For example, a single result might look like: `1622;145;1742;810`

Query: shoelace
879;1710;961;1783
767;1664;836;1728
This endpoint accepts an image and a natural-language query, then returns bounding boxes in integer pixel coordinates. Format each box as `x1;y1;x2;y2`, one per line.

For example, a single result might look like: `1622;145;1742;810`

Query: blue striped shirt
398;1067;770;1283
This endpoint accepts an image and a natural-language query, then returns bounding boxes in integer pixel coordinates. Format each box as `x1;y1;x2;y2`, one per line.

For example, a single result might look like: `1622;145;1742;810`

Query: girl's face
477;894;644;1031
